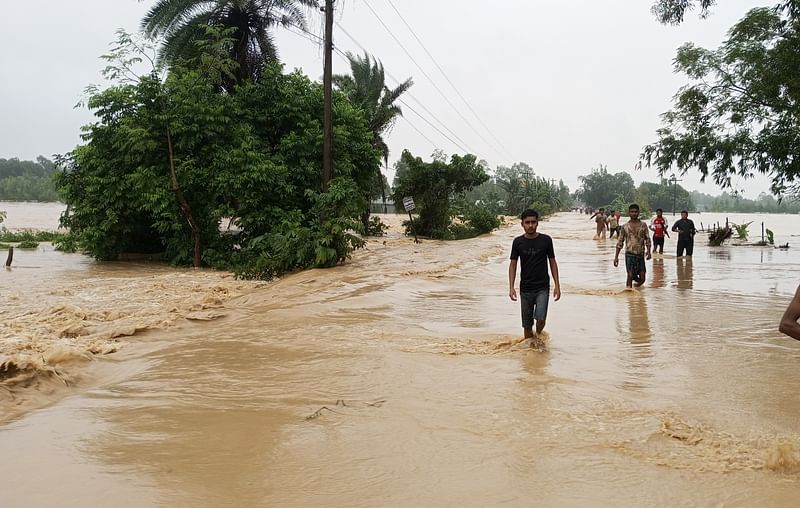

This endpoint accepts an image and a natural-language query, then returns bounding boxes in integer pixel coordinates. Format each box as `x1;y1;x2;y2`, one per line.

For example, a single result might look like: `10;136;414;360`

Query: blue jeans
520;288;550;328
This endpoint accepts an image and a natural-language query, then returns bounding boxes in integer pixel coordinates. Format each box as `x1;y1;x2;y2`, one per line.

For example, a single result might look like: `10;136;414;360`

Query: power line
285;25;324;49
384;0;515;160
285;18;467;155
331;48;464;152
334;22;478;154
360;0;505;160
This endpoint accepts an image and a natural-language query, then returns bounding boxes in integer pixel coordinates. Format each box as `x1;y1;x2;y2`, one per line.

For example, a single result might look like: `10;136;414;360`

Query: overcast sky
0;0;774;196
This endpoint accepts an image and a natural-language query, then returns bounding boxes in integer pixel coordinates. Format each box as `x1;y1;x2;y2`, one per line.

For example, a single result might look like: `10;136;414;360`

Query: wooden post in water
5;246;13;267
762;222;765;243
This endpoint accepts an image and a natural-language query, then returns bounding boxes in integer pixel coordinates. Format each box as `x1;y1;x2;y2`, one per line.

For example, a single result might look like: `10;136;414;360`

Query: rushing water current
1;202;800;506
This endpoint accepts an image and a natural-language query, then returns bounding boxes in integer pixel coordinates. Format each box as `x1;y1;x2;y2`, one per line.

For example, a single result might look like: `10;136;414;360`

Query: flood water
1;202;800;506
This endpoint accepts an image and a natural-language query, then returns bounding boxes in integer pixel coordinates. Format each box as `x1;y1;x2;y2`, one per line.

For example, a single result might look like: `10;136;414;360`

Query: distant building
370;201;397;214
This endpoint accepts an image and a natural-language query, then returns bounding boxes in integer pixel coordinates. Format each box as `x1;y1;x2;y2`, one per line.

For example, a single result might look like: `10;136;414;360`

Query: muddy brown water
1;203;800;506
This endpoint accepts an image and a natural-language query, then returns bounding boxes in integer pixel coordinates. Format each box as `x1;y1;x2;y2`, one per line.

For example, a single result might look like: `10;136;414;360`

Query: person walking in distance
613;204;652;288
649;208;669;255
589;208;607;239
509;209;561;344
607;210;619;238
671;210;697;257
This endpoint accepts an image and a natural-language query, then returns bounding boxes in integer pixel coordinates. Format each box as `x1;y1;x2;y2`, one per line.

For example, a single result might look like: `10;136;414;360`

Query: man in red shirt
649;208;670;254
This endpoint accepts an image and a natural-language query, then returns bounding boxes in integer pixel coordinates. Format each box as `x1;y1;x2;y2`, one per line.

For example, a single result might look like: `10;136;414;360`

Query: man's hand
509;287;517;301
553;285;561;301
646;251;652;260
613;257;619;267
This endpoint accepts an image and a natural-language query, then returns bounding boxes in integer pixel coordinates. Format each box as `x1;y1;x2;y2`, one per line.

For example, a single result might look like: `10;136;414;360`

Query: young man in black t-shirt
671;210;697;257
509;209;561;342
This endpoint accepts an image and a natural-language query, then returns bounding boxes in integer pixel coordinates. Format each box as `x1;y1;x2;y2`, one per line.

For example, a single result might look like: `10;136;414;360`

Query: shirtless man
607;210;619;238
779;285;800;341
613;203;652;287
589;208;607;239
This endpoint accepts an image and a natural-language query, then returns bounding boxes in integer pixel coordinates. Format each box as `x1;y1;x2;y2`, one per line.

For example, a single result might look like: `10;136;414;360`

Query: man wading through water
672;210;697;257
614;203;652;288
509;209;561;344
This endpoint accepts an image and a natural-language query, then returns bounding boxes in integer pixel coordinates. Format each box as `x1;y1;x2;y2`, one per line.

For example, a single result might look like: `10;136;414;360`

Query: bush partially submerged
0;230;64;243
55;55;381;279
231;179;366;279
462;205;501;234
392;150;491;240
403;204;500;240
708;226;733;246
364;215;389;237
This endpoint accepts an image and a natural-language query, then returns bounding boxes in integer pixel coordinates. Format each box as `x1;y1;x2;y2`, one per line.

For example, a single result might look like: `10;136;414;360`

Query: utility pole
322;0;334;190
669;173;682;216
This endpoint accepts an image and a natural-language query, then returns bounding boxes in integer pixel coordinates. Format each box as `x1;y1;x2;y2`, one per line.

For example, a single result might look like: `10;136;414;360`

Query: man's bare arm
508;259;518;301
549;257;561;301
779;285;800;341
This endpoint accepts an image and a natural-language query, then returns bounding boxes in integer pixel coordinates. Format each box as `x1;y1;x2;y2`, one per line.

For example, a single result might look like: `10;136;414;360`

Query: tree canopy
651;1;800;25
576;165;635;208
57;32;380;277
651;0;719;25
141;0;316;88
0;157;60;201
491;162;571;216
333;51;413;224
643;3;800;197
392;150;490;238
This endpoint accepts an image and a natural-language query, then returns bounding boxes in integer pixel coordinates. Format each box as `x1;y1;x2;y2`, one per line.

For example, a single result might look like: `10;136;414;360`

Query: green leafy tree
57;30;380;277
141;0;316;87
0;157;60;201
495;162;534;213
642;5;800;197
57;30;237;266
636;180;694;212
651;0;719;25
334;51;413;225
651;1;800;25
577;165;635;208
392;150;489;238
491;162;571;216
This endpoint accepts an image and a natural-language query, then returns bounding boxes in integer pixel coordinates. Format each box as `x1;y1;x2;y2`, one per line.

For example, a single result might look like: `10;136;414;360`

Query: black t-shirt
672;218;696;239
510;234;555;291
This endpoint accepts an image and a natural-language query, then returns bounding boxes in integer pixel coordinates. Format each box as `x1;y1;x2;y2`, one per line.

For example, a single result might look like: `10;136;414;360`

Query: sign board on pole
402;196;420;243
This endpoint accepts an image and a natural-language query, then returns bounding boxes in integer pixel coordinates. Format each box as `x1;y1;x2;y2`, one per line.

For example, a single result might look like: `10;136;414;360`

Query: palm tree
334;51;413;217
141;0;316;87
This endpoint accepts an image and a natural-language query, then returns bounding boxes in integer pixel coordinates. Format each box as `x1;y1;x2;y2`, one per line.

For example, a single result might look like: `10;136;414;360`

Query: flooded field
1;202;799;506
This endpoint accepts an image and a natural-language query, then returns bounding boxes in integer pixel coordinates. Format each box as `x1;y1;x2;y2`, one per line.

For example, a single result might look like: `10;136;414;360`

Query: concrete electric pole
322;0;334;190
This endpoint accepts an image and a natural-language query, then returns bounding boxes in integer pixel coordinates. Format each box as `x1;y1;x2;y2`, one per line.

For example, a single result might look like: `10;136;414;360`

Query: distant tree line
576;165;800;215
0;157;60;201
433;160;572;218
575;165;694;217
691;191;800;213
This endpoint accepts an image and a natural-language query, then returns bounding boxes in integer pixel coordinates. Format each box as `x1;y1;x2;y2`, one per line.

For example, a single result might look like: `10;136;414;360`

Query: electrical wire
284;20;451;152
360;0;504;160
384;0;515;160
334;21;478;154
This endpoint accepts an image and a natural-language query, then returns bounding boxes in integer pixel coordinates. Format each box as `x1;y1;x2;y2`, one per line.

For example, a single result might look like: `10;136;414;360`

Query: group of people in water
589;207;697;257
508;204;799;345
588;206;698;287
